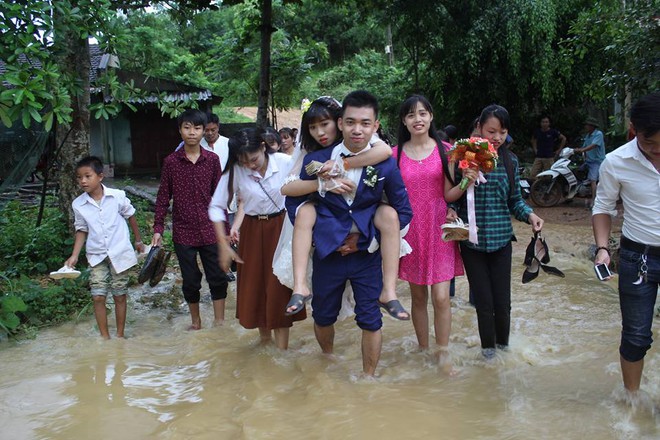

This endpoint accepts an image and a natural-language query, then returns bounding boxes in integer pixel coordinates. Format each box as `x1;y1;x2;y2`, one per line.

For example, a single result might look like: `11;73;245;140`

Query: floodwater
1;223;659;440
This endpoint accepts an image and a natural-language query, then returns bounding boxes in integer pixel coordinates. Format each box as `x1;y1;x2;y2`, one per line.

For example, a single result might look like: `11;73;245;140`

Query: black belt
246;210;285;220
621;236;660;256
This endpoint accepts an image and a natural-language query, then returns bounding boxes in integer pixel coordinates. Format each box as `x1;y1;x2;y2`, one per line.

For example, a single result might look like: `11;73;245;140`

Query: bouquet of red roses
447;137;498;190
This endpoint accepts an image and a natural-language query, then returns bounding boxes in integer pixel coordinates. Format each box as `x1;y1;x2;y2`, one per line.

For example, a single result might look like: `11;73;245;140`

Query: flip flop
378;299;410;321
149;250;172;287
138;246;164;284
285;293;312;316
49;265;81;280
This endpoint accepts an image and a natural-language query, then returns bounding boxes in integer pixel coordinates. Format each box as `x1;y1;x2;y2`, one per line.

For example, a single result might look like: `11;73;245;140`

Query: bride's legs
374;204;409;320
289;203;315;308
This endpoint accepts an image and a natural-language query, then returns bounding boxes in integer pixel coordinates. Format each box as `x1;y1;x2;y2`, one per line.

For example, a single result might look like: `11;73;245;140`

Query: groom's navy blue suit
286;144;412;330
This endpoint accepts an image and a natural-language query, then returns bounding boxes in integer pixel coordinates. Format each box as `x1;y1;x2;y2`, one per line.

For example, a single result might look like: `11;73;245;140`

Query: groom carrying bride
286;90;412;376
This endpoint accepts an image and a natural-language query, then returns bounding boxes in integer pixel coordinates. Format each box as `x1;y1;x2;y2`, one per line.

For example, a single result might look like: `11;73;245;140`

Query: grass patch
214;105;254;123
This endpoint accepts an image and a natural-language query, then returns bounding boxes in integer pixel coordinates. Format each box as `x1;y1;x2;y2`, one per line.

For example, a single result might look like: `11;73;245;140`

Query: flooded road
1;222;659;439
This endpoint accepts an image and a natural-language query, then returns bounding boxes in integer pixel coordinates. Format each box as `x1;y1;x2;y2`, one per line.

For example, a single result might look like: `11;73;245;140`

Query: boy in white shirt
64;156;145;339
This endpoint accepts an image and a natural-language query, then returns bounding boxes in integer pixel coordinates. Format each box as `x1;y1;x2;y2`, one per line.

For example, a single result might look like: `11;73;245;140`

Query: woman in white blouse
210;128;306;350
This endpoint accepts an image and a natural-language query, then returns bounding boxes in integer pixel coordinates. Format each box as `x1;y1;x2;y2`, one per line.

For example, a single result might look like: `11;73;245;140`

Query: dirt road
232;107;302;130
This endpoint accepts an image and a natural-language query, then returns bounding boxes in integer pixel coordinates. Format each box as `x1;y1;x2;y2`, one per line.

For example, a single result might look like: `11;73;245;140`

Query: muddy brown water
1;222;659;439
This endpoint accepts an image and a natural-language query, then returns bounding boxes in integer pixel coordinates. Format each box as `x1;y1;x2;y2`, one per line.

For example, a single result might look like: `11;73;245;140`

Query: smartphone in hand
594;263;612;281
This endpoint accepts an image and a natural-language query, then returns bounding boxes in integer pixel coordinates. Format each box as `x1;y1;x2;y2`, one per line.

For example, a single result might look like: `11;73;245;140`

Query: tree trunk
57;35;91;228
256;0;273;129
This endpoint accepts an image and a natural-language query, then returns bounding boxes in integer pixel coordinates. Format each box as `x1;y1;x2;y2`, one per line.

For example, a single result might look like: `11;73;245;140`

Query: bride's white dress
272;143;413;321
272;146;356;320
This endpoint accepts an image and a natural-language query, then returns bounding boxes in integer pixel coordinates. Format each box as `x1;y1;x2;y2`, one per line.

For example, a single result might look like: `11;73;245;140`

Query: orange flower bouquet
448;137;498;190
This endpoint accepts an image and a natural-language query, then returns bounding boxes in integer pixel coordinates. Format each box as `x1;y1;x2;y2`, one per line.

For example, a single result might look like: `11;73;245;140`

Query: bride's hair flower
300;98;312;113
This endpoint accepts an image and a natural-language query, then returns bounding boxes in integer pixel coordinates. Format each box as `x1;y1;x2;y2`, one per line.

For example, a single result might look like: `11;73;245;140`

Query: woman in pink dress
393;95;477;359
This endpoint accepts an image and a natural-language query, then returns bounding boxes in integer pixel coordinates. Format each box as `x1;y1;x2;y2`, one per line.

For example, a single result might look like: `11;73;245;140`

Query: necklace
405;142;434;164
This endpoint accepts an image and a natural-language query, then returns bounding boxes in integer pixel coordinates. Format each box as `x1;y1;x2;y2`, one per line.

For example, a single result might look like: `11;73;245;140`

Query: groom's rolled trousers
286;143;412;330
312;250;382;330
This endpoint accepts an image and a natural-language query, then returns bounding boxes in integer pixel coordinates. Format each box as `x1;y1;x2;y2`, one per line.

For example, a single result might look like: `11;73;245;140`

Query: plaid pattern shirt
457;154;532;253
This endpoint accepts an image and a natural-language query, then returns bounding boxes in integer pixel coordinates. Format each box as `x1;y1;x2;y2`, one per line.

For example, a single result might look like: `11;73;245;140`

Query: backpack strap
500;143;516;198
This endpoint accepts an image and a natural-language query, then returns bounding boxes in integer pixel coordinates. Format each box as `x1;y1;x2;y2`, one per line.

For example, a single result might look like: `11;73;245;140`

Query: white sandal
49;265;81;280
441;218;474;242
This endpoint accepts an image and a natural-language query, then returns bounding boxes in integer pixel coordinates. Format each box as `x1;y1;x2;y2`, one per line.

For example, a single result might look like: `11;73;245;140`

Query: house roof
1;44;222;105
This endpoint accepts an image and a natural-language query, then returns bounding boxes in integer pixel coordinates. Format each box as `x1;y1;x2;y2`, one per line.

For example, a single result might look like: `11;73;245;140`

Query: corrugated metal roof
1;44;220;103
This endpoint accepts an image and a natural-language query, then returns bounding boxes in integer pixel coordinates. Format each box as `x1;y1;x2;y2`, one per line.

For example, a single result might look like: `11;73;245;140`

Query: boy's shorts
90;257;130;297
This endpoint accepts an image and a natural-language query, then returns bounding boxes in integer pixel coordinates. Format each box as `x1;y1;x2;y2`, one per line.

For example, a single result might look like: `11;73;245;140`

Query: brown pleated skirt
236;213;306;329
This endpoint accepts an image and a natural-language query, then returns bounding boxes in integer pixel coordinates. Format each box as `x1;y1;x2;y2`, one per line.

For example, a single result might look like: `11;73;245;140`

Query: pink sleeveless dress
394;146;463;285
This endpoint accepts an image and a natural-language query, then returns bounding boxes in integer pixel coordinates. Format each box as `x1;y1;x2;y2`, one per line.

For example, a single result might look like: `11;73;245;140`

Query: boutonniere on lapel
363;166;378;188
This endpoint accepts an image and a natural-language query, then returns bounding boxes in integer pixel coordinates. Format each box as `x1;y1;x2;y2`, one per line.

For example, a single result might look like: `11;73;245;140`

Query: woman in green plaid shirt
455;105;544;360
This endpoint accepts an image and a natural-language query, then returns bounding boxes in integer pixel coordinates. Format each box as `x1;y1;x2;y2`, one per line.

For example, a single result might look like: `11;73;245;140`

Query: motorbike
530;147;591;207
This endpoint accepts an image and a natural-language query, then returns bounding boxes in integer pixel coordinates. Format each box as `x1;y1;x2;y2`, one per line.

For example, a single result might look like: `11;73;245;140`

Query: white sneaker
49;266;81;280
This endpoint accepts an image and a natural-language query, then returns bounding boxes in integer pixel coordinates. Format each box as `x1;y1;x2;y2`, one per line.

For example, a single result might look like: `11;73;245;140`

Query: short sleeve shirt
583;129;606;163
533;128;561;158
72;186;138;272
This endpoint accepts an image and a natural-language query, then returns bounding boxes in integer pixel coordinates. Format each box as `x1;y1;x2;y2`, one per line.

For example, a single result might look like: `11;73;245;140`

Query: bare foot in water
213;319;224;327
187;323;202;331
258;328;272;345
436;347;457;376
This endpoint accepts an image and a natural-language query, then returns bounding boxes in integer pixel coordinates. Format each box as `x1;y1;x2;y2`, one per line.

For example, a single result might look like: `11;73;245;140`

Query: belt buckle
257;214;268;220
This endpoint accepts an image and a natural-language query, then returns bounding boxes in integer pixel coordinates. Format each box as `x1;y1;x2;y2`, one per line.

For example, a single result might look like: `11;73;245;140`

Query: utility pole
385;24;393;66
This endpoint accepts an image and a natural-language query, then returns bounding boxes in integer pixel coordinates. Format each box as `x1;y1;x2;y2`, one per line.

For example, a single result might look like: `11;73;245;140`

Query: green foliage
0;282;28;336
201;3;325;108
270;31;326;109
561;0;659;102
0;0;116;129
421;0;568;136
129;197;155;243
284;0;387;66
311;50;406;134
0;193;157;338
0;201;74;277
0;1;219;130
0;273;91;332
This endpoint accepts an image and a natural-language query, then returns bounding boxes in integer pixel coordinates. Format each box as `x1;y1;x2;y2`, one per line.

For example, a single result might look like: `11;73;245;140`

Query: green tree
0;1;215;223
285;0;386;65
311;50;406;134
561;0;659;131
373;0;596;139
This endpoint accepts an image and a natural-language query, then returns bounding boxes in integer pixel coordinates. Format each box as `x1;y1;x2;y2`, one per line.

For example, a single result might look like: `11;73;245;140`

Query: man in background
530;115;566;178
576;116;605;208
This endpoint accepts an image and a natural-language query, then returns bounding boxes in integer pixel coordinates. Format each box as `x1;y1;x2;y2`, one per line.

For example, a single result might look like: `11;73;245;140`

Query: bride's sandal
285;293;312;316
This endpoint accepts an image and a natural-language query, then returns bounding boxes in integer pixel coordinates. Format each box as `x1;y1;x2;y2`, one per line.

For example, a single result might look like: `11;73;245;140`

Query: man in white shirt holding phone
592;92;660;398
